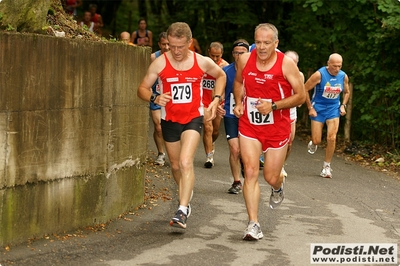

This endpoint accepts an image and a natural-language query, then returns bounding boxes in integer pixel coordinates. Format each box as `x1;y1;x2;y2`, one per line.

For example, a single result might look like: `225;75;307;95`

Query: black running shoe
169;210;187;229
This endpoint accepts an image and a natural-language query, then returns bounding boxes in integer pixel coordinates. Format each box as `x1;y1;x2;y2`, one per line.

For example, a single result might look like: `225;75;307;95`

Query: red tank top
201;58;224;107
239;50;292;139
91;13;100;23
159;53;205;124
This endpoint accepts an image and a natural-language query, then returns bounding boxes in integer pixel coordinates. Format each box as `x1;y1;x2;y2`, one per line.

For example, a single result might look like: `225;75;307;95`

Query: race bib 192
246;96;274;125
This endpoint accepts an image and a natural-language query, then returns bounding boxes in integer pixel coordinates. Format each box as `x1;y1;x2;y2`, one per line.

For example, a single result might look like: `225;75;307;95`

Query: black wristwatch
150;94;158;103
271;102;277;111
213;95;222;102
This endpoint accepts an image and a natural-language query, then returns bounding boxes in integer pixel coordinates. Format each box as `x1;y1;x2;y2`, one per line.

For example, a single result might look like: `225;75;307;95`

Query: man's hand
309;107;317;117
233;102;244;118
206;99;219;121
216;103;226;118
255;98;272;115
155;92;171;106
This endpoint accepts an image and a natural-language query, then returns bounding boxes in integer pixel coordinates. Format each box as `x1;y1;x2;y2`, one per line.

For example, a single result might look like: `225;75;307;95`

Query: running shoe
204;157;214;168
169;210;187;229
187;190;193;218
228;181;242;194
281;167;287;179
320;165;332;178
187;203;191;218
307;141;318;154
269;186;284;209
243;221;263;241
154;153;165;166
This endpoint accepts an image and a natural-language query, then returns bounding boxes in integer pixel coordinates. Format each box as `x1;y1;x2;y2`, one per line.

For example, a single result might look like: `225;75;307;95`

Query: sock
273;187;282;193
178;205;188;214
233;180;241;184
323;161;330;168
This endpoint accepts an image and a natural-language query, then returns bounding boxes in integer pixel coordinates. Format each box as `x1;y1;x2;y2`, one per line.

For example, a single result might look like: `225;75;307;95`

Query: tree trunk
0;0;54;33
344;82;353;143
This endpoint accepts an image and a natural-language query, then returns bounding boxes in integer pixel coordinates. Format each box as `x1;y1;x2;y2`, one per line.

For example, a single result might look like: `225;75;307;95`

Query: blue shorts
150;101;161;111
161;116;203;142
224;116;239;140
310;103;340;123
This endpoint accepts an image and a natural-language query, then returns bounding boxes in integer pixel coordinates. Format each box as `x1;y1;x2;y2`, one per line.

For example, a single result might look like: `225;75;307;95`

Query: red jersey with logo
202;58;224;107
239;50;292;140
158;52;205;124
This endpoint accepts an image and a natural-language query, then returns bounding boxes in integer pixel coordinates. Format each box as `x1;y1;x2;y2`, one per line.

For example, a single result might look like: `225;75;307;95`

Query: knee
244;165;258;180
231;147;240;159
179;158;193;172
327;134;337;143
154;124;162;134
203;124;212;134
265;173;281;187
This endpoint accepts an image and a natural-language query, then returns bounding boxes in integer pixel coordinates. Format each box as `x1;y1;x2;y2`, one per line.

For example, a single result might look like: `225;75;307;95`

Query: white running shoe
320;165;332;178
154;153;165;166
307;141;318;154
281;167;287;179
204;157;214;168
243;221;263;241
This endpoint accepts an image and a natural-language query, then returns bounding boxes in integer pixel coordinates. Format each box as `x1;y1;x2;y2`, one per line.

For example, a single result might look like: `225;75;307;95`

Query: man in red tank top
233;23;305;240
202;42;229;168
89;4;103;36
137;22;226;230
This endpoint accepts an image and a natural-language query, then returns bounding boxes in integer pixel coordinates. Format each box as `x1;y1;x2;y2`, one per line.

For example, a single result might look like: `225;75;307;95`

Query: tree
0;0;52;33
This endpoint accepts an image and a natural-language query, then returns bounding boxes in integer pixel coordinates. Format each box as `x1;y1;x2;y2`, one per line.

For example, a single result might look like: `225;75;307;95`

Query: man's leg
310;120;324;146
203;110;214;168
151;109;164;153
164;140;181;186
164;130;200;204
228;137;241;183
285;121;296;161
324;118;340;163
240;137;262;223
212;115;222;143
263;146;288;190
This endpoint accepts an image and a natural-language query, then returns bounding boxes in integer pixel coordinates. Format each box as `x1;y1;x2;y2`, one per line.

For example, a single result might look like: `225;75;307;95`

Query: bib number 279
171;83;192;104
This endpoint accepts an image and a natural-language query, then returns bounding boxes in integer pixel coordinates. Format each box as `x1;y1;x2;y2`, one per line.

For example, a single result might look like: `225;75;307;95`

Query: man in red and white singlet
137;22;226;230
233;23;305;241
201;42;229;168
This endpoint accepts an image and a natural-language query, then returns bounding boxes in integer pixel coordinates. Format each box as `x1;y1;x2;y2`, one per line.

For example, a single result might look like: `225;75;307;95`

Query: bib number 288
171;83;192;104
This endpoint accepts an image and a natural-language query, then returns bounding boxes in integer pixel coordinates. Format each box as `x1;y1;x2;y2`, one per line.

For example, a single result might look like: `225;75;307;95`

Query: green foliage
6;24;14;31
112;0;400;148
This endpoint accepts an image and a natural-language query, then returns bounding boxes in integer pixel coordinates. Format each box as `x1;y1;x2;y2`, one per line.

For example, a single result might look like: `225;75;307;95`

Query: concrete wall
0;32;151;245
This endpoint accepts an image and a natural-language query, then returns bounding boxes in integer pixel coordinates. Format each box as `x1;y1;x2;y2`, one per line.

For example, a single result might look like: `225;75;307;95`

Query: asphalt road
1;120;399;266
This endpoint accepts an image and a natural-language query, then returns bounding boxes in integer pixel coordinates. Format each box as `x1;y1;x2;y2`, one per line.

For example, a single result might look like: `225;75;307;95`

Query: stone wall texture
0;32;151;245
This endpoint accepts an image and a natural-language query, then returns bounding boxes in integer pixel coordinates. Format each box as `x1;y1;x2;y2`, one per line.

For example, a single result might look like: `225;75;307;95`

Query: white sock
323;162;330;168
178;205;188;214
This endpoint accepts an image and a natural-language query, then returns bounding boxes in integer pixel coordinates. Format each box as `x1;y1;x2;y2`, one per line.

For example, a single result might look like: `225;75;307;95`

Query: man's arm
278;57;306;109
304;71;321;110
130;31;137;44
232;54;248;118
340;74;350;115
148;31;153;48
137;57;169;106
198;56;226;120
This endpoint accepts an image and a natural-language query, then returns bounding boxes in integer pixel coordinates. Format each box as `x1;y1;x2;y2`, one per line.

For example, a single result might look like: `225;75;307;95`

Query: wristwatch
150;94;158;103
271;102;277;111
341;104;347;109
213;95;222;102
